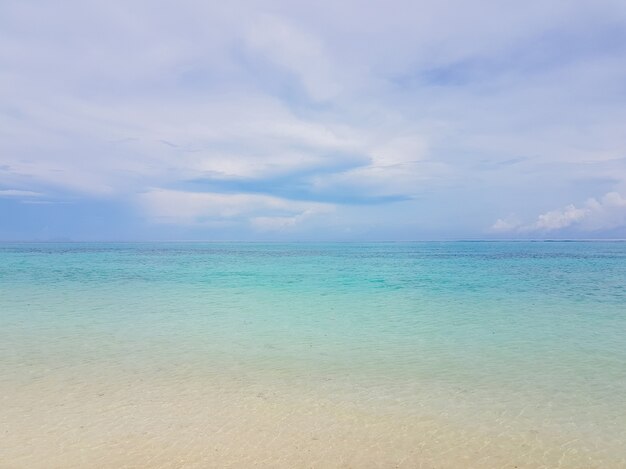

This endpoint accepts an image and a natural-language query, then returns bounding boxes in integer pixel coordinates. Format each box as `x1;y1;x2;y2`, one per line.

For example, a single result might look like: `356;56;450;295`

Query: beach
1;242;625;468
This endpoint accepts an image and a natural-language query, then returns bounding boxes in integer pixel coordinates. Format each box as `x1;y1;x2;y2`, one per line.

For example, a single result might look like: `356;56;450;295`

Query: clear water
1;242;625;467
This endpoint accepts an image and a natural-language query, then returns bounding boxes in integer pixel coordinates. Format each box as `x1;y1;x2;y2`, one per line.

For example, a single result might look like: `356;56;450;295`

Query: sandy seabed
2;366;623;469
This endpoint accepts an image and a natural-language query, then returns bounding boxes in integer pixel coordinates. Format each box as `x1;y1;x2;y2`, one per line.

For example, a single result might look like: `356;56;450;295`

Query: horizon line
1;239;626;243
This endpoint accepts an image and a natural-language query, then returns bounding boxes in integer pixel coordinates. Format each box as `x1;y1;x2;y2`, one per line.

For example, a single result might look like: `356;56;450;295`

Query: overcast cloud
1;0;626;240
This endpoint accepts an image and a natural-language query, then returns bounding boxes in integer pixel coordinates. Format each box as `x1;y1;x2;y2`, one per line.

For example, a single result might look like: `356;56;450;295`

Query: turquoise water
1;242;626;466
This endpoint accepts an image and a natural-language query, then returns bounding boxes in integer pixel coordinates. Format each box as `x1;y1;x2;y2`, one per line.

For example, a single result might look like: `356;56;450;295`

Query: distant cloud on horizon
492;192;626;234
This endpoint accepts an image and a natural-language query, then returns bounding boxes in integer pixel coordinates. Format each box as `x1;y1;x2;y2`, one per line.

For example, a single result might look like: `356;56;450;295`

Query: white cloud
492;192;626;233
0;189;44;198
491;215;522;232
532;204;588;231
370;135;429;167
138;189;334;228
251;209;328;231
0;92;364;194
245;14;339;101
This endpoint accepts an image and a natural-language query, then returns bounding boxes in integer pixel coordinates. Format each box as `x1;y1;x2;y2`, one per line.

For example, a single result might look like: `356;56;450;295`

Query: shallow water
1;242;625;468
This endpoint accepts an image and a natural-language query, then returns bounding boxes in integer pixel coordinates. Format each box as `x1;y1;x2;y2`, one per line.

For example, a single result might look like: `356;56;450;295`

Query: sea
1;242;625;468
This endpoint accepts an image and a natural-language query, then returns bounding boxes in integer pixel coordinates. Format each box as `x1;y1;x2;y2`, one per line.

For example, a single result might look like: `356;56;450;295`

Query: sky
1;0;626;241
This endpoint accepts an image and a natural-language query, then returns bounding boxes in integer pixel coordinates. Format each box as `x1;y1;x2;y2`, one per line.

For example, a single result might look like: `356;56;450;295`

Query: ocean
1;242;625;468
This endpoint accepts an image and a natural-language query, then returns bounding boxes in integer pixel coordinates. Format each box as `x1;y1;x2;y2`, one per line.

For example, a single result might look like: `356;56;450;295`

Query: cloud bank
492;192;626;234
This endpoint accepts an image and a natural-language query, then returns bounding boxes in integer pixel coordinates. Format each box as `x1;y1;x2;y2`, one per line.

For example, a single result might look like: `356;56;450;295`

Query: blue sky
1;0;626;240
